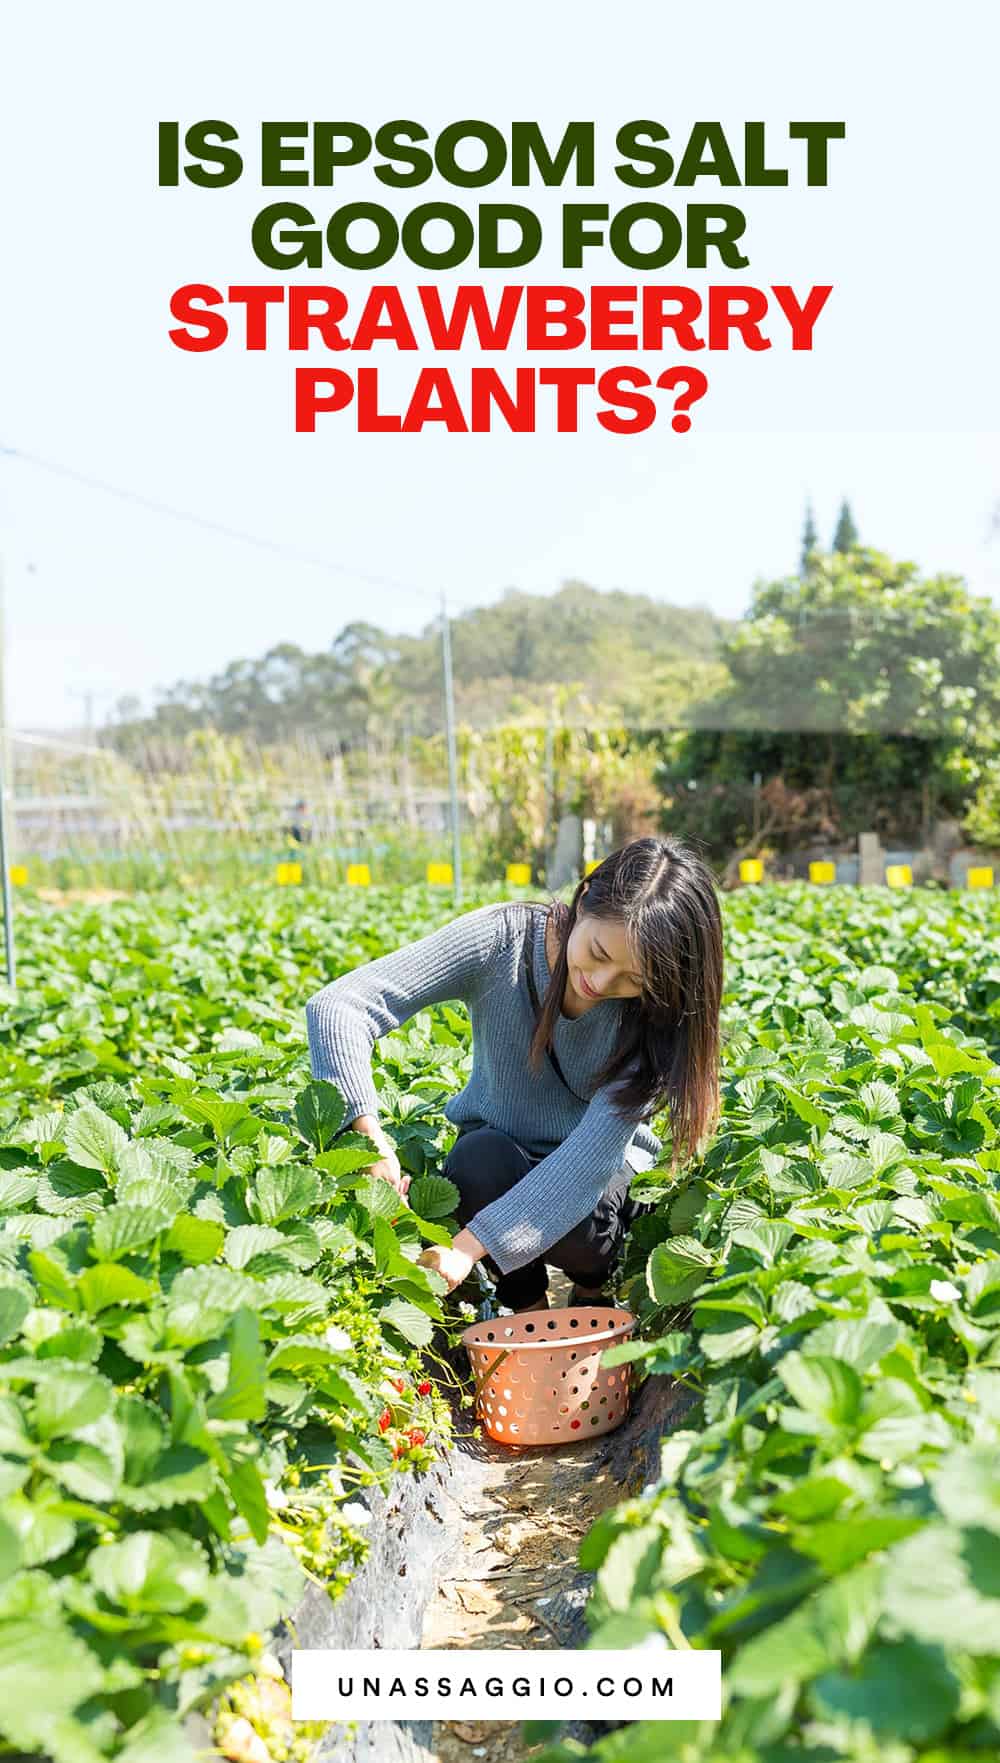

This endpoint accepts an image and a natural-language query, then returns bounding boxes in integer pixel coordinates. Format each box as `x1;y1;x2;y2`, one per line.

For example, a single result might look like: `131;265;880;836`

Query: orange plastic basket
461;1305;636;1447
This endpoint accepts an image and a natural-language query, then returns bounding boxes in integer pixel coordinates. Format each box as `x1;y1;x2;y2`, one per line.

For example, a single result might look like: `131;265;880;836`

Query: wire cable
0;442;480;615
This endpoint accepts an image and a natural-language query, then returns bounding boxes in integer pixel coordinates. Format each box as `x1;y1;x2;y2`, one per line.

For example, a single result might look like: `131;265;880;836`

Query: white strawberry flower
339;1500;372;1527
930;1279;962;1303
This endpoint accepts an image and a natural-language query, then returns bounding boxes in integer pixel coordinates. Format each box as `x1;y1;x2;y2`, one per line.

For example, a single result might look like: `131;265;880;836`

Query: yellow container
462;1306;636;1448
275;862;302;886
740;858;764;883
346;863;371;886
809;861;836;884
585;859;601;875
506;862;531;886
886;864;912;888
427;862;453;885
967;866;994;889
9;866;28;887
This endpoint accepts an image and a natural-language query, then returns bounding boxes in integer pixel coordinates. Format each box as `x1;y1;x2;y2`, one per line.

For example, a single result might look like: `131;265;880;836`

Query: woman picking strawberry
305;836;723;1313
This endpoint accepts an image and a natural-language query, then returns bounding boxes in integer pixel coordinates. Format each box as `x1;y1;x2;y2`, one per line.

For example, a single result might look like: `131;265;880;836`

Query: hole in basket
608;1375;617;1387
509;1423;519;1433
570;1351;578;1361
572;1385;579;1394
503;1388;513;1399
571;1419;581;1429
546;1318;557;1329
569;1318;579;1328
498;1405;508;1416
600;1395;607;1405
589;1317;600;1328
503;1326;514;1338
590;1415;600;1425
581;1400;590;1410
486;1330;495;1340
495;1420;504;1431
525;1323;535;1333
559;1404;570;1413
550;1389;559;1400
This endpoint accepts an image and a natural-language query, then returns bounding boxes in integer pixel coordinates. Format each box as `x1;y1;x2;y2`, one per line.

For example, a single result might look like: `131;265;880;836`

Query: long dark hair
528;836;724;1171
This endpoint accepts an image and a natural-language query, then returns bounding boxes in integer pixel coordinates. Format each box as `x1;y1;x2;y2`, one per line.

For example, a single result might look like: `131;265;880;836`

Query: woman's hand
417;1228;486;1294
416;1243;475;1292
352;1114;410;1201
371;1150;410;1202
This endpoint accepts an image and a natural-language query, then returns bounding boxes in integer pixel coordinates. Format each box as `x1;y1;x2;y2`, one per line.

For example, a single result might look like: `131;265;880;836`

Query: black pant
445;1122;647;1310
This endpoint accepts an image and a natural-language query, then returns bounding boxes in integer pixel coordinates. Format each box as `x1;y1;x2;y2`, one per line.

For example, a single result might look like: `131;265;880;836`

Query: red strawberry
417;1381;432;1396
378;1408;392;1433
392;1439;406;1458
406;1428;426;1447
390;1377;407;1394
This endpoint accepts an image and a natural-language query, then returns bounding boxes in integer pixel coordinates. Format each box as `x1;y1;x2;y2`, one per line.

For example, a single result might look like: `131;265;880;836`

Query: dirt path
424;1271;682;1763
211;1275;693;1763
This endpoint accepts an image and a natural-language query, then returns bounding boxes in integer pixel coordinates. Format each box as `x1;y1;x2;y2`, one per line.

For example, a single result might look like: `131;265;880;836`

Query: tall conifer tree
800;501;819;574
833;498;859;552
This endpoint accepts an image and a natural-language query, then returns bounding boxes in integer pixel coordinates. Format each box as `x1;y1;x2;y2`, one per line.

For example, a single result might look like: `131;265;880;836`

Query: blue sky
3;1;998;729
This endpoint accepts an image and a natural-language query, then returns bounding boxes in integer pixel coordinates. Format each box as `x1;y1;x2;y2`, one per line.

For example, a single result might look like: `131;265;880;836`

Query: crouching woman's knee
548;1209;627;1286
443;1126;532;1227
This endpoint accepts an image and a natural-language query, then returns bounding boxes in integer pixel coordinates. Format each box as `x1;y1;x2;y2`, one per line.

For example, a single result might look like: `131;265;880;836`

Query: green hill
107;581;735;754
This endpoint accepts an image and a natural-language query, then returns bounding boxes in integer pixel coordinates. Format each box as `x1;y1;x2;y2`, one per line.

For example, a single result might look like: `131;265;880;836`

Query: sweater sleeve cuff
465;1210;545;1276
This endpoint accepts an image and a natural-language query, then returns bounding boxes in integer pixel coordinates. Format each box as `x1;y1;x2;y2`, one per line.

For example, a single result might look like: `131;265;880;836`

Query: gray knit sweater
304;900;661;1274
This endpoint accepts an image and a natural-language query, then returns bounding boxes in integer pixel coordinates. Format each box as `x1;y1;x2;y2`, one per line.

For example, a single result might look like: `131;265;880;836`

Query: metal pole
440;591;462;906
543;717;554;888
0;560;15;985
82;689;95;801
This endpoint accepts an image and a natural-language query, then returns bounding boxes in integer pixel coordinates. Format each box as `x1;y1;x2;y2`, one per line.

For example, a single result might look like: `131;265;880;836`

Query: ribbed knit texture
305;900;662;1274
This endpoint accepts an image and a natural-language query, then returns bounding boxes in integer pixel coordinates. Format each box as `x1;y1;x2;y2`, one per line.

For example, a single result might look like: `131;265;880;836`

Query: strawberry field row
0;885;486;1763
534;887;1000;1763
